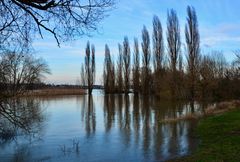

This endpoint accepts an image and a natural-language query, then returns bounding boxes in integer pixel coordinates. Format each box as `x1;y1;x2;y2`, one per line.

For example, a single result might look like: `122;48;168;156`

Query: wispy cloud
201;23;240;47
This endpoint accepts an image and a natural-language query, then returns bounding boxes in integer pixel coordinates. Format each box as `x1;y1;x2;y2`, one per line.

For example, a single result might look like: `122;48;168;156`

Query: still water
0;91;205;162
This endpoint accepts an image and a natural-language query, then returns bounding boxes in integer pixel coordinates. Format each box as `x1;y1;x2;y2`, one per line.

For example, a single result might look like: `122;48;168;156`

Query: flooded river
0;91;207;162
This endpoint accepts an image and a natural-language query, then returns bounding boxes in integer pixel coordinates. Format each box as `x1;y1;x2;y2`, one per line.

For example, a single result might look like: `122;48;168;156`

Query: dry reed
161;100;240;123
23;88;86;97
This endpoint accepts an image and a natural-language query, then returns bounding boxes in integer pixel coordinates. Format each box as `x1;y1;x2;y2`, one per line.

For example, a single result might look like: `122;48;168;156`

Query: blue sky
33;0;240;84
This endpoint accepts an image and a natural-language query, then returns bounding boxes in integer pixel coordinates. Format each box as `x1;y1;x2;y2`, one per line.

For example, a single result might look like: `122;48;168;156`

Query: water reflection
0;98;45;162
0;98;44;143
101;94;200;161
0;93;206;162
104;95;116;133
82;95;96;137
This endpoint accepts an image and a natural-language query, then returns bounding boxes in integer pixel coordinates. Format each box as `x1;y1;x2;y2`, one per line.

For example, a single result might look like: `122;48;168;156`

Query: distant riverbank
23;88;86;96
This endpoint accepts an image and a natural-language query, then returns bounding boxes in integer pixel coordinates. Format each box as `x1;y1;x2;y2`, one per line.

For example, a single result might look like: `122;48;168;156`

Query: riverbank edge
22;88;86;97
161;100;240;123
169;104;240;161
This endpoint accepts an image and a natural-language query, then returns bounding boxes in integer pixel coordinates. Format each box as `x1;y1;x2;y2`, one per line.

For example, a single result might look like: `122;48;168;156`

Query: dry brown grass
161;113;200;123
23;88;86;97
161;100;240;123
205;100;240;115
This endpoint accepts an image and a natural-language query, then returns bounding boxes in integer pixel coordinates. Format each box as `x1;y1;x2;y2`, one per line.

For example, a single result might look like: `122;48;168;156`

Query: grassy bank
23;88;86;96
171;107;240;162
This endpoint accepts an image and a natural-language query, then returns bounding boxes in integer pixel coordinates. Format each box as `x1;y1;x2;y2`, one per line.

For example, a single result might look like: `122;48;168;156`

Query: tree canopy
0;0;115;47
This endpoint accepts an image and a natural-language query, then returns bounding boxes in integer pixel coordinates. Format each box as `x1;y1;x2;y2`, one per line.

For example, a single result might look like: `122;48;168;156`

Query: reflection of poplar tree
85;95;96;137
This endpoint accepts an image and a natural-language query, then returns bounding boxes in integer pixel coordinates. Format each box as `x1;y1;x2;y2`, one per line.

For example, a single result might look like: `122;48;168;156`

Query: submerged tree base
169;105;240;162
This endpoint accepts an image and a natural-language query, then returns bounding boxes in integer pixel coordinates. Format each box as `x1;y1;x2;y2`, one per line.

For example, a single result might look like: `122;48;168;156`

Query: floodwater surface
0;91;205;162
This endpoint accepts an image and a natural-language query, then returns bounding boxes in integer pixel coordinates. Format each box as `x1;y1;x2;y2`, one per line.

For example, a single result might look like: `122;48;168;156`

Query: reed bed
23;88;86;97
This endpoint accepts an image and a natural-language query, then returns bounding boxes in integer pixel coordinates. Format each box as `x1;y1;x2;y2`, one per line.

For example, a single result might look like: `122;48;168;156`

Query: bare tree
132;38;140;94
0;50;50;97
116;44;123;93
234;50;240;72
152;15;164;96
236;52;240;65
177;52;186;98
81;41;95;95
233;50;240;75
80;64;86;86
167;9;181;98
211;51;227;79
178;53;183;72
185;6;200;101
198;51;240;100
199;55;216;100
123;36;131;94
0;0;115;46
103;44;115;93
152;15;164;72
141;26;151;95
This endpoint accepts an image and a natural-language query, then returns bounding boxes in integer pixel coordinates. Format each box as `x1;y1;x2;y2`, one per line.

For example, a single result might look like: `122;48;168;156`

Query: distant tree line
82;6;240;101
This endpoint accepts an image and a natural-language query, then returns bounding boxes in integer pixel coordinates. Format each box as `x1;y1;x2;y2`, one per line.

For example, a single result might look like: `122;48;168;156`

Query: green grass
172;108;240;162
